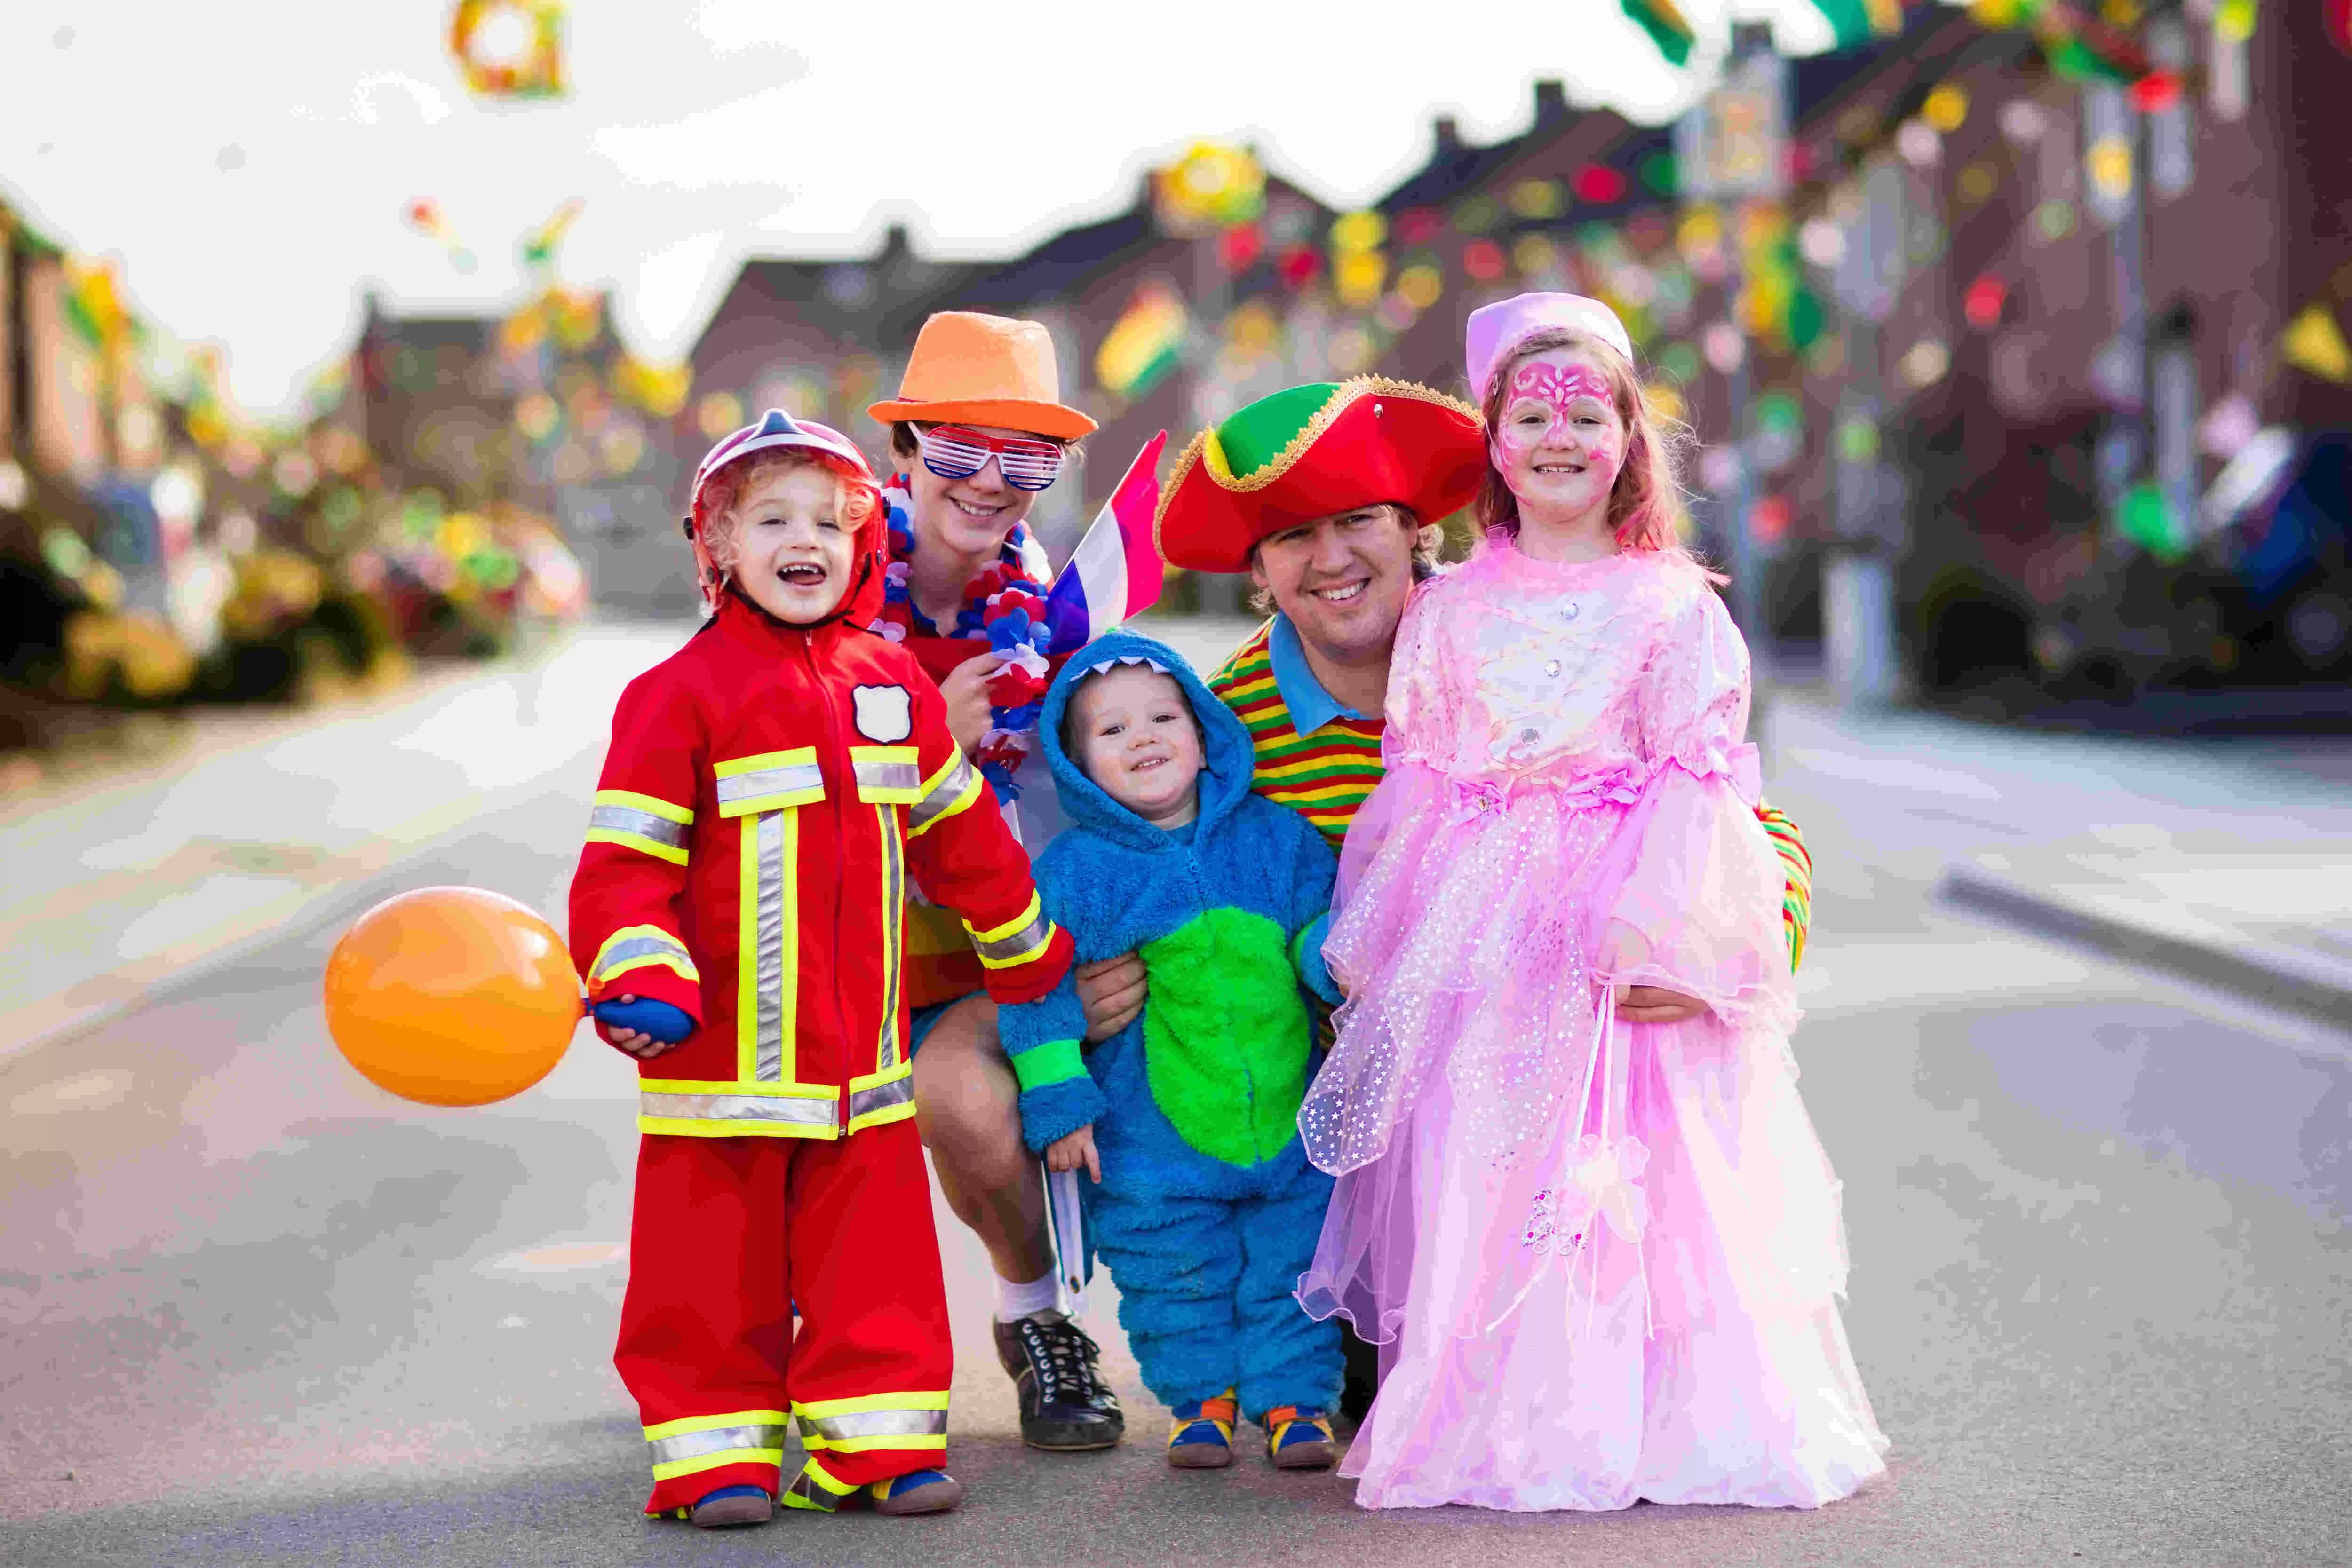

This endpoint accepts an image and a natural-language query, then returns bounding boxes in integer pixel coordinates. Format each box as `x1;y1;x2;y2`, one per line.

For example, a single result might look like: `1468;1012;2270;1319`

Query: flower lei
869;476;1056;798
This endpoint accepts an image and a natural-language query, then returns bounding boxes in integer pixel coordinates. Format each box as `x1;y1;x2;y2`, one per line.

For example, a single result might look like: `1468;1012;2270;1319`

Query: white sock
993;1270;1061;1323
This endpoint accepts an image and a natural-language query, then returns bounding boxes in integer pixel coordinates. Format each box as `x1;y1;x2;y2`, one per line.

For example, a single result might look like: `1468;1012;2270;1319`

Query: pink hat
690;408;875;524
1464;293;1635;404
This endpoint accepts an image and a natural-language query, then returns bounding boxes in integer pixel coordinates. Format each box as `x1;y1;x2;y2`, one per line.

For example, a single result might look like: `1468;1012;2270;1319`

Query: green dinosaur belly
1138;906;1312;1168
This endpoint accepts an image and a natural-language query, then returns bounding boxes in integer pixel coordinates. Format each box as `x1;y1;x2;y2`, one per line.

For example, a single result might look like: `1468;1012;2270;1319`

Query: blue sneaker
1166;1389;1236;1469
1263;1405;1338;1470
689;1482;772;1528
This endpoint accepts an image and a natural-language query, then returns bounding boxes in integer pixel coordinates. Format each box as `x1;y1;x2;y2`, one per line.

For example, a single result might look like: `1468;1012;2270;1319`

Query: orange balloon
323;886;582;1106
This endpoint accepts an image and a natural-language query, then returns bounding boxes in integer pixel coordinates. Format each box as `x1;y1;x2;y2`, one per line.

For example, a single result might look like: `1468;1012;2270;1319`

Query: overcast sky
0;0;1889;413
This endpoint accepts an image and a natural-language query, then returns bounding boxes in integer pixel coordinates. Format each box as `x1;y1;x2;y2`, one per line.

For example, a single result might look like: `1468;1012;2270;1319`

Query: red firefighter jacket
569;568;1072;1140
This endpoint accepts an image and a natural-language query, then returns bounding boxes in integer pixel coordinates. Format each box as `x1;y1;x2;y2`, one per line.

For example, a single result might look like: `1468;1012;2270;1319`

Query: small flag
1812;0;1904;49
520;197;583;270
1044;431;1168;655
2282;303;2352;384
404;198;477;273
1621;0;1697;66
1095;288;1187;401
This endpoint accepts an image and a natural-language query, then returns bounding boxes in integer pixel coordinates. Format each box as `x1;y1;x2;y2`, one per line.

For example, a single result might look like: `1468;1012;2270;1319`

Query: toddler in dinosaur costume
998;628;1346;1473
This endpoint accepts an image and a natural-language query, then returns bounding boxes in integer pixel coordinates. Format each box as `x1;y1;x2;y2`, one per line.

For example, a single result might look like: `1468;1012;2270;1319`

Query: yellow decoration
516;391;560;442
2216;0;2256;43
1397;263;1445;311
2086;136;2133;200
615;356;691;419
1676;205;1724;261
1923;85;1970;134
1509;179;1565;221
697;391;745;440
2281;303;2352;383
1512;234;1559;276
1330;211;1386;255
1644;383;1687;423
1334;250;1388;308
449;0;566;100
1153;142;1266;232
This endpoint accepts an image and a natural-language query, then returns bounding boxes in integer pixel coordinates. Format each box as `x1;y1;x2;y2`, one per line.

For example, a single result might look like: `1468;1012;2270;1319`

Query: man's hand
1045;1124;1101;1183
594;993;686;1060
1615;984;1708;1025
939;652;1000;754
1075;952;1146;1042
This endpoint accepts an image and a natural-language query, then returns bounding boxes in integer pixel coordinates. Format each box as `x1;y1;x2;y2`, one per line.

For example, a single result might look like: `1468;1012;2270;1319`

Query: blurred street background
3;2;2350;1565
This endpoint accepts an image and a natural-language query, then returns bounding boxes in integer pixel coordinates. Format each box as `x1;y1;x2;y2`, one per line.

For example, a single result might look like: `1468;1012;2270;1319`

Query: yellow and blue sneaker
1263;1405;1338;1470
1167;1389;1237;1469
871;1468;966;1516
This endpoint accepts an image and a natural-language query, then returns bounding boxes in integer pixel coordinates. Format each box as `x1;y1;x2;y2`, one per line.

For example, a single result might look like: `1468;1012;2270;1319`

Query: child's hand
941;652;1000;754
1076;952;1146;1041
594;993;688;1060
1615;984;1707;1024
1045;1125;1101;1183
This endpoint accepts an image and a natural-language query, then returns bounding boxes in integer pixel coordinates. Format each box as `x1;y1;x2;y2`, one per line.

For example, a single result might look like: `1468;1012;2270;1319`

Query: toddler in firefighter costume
999;628;1349;1471
570;409;1073;1528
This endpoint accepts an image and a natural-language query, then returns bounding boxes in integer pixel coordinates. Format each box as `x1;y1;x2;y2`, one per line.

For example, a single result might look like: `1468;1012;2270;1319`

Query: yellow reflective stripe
846;1061;915;1133
874;805;905;1071
591;925;699;988
644;1409;789;1441
850;745;924;804
737;808;799;1085
800;1431;949;1455
596;788;693;824
966;893;1055;969
646;1419;790;1471
794;1391;950;1419
715;747;824;816
907;752;983;838
790;1456;864;1496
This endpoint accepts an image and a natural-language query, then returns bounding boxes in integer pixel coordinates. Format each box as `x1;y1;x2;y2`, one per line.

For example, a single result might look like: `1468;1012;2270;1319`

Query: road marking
10;1068;135;1116
488;1242;627;1274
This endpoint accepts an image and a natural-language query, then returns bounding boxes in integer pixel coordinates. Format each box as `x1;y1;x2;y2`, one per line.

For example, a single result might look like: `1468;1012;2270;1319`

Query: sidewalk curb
1936;866;2352;1034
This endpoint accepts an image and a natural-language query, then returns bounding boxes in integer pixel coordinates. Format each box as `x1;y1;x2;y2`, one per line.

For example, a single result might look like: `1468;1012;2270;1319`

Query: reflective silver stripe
876;808;904;1069
799;1407;949;1443
907;754;977;832
716;762;823;809
647;1423;789;1466
590;933;689;982
854;758;924;796
754;811;787;1082
849;1072;916;1125
638;1091;837;1126
972;909;1051;964
587;803;691;850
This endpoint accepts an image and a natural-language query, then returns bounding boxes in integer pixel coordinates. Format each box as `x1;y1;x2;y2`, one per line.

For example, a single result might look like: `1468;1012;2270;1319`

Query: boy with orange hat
570;408;1073;1527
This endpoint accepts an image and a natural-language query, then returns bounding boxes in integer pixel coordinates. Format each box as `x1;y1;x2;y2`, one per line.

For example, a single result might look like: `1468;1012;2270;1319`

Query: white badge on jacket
852;683;914;743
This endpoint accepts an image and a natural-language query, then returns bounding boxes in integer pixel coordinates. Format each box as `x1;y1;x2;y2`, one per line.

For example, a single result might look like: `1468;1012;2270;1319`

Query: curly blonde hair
695;449;881;582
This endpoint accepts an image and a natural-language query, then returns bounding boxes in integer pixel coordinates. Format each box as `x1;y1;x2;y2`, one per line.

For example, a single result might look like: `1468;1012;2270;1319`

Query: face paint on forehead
1510;360;1614;407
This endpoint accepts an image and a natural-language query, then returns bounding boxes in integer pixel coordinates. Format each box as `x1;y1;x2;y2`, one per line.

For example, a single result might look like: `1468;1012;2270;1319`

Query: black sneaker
994;1310;1124;1451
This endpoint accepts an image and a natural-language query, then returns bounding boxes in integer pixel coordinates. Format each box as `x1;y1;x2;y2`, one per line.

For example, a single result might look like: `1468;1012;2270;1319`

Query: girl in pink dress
1297;294;1888;1512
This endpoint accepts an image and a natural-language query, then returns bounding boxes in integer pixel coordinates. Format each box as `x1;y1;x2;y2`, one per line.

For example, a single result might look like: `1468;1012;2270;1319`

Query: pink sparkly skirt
1297;757;1889;1511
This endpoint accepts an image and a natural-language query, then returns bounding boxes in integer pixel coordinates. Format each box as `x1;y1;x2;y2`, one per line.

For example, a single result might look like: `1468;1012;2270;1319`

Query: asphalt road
4;669;2349;1568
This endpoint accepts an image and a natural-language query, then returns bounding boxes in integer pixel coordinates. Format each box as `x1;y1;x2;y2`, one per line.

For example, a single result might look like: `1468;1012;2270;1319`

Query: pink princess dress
1298;536;1888;1512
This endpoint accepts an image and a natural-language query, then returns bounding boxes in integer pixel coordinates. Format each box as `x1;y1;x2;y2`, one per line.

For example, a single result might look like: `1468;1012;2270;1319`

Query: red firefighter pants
616;1119;953;1515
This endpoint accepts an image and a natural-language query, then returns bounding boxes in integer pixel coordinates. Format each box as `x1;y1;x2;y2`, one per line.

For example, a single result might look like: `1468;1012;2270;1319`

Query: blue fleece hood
1037;628;1256;852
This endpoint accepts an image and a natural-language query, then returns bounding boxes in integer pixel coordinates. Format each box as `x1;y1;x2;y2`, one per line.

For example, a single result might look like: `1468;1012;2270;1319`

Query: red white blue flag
1044;430;1168;654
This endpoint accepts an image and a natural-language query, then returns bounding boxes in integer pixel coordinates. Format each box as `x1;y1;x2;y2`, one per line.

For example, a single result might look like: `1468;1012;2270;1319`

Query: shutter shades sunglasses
916;425;1066;491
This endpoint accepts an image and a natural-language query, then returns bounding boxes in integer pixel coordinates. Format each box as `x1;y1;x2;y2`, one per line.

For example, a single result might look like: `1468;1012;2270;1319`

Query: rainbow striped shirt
1206;618;1389;854
1205;614;1814;968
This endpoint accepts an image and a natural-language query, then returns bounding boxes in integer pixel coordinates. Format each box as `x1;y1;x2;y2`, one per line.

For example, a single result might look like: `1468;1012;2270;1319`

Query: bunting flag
1096;285;1188;400
2281;303;2352;384
404;199;477;273
1044;431;1169;654
1812;0;1905;49
520;198;583;270
1621;0;1697;65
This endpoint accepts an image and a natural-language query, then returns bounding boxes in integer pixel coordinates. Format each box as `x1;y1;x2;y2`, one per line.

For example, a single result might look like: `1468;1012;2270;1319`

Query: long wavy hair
1472;327;1721;582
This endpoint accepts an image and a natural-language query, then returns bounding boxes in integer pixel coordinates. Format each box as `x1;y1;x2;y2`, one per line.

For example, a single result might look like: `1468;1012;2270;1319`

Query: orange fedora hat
867;311;1099;441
